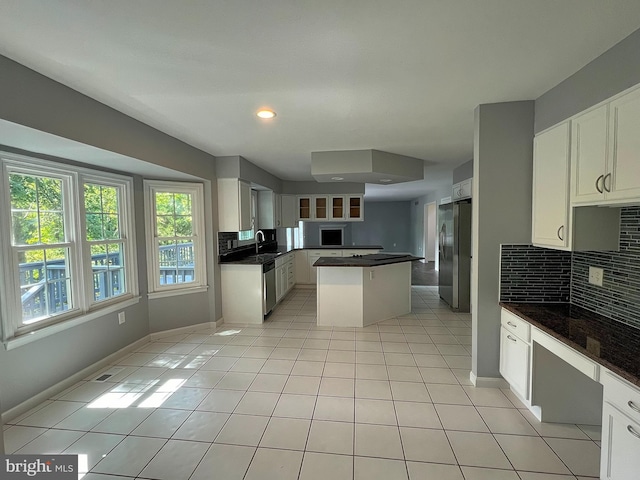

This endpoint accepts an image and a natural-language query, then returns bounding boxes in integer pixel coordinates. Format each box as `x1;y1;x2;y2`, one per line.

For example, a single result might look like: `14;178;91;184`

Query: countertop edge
500;302;640;388
314;255;423;267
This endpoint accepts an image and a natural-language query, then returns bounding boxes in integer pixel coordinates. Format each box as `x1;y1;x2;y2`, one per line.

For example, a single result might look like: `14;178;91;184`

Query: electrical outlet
588;266;604;287
118;312;126;325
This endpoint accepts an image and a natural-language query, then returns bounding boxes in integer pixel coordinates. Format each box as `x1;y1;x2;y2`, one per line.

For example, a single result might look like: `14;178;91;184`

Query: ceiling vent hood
311;149;424;184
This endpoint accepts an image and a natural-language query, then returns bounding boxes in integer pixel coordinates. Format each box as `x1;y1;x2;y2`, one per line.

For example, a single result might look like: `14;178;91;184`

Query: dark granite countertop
220;245;384;265
501;303;640;387
304;245;383;250
314;253;423;267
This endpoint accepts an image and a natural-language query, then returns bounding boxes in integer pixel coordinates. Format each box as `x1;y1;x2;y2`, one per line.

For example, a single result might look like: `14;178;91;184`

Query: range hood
311;149;424;184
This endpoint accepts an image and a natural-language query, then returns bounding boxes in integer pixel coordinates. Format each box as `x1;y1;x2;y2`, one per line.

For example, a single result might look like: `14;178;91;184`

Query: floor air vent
93;366;125;382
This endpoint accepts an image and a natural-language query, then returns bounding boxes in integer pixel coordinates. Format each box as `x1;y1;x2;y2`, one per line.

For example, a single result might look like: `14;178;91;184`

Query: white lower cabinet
601;371;640;480
601;402;640;480
275;253;295;301
499;325;530;401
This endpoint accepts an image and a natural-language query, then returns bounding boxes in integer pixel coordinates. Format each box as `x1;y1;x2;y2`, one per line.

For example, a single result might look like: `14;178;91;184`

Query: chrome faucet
255;230;265;254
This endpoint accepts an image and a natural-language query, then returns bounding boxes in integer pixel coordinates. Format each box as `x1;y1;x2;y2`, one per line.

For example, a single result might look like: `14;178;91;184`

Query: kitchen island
315;253;422;327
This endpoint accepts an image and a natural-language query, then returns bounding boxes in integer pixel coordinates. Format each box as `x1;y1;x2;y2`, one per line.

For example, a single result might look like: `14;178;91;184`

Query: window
144;180;207;296
285;221;305;250
0;153;137;341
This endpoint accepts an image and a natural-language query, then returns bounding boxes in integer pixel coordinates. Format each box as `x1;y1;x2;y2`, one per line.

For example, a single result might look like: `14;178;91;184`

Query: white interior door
423;202;437;265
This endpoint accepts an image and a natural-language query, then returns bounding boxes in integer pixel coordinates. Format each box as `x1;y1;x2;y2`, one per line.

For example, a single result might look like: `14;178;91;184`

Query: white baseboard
469;371;509;388
149;320;218;341
294;284;316;289
2;335;150;423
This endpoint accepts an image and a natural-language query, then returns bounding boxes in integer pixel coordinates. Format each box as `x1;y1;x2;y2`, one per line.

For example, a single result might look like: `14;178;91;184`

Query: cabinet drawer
499;326;530;401
308;249;341;256
603;371;640;423
531;328;599;381
501;309;531;342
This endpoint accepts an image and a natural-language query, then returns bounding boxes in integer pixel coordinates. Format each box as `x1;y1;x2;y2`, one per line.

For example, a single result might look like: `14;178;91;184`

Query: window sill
147;285;209;300
4;296;142;351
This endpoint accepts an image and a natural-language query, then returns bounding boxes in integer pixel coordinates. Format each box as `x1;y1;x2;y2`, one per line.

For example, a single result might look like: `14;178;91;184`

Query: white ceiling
1;1;640;200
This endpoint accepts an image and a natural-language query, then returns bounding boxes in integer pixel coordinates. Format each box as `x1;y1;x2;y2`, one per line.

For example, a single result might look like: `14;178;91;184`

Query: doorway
424;202;437;266
412;202;439;286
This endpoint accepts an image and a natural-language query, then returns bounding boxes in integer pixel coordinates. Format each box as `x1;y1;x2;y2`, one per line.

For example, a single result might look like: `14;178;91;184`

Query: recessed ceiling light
256;109;276;119
380;179;392;183
331;177;344;181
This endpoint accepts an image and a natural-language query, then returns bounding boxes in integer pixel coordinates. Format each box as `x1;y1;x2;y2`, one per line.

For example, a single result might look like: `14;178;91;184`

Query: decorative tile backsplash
500;206;640;330
218;232;238;256
572;206;640;329
217;229;277;257
500;245;571;303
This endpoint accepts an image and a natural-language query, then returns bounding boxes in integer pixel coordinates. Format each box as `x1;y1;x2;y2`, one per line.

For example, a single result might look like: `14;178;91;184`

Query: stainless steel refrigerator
438;200;471;312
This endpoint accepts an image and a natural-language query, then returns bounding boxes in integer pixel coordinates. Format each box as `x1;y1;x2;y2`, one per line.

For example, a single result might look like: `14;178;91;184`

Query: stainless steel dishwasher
263;260;276;315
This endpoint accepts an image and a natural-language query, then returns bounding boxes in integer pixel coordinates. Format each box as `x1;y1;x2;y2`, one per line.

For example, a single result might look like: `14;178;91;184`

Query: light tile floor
3;286;601;480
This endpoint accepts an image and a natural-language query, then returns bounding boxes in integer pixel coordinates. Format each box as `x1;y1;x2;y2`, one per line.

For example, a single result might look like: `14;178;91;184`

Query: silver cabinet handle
628;425;640;439
557;225;564;241
595;174;604;194
507;335;517;342
507;321;517;328
628;400;640;414
603;173;612;192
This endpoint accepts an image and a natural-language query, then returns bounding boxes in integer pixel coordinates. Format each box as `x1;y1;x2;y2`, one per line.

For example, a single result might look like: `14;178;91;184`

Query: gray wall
408;181;453;256
0;55;221;412
453;159;473;184
472;101;534;382
352;202;411;252
217;155;283;192
535;29;640;133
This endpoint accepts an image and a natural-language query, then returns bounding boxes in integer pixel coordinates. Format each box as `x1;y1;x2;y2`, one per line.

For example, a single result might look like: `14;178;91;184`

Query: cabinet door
571;104;608;203
314;196;329;220
281;195;297;228
239;181;253;231
297;196;312;220
274;193;282;228
348;196;363;220
532;122;570;249
330;196;346;220
601;402;640;480
287;262;295;290
607;88;640;201
499;326;530;401
275;265;284;302
295;250;309;283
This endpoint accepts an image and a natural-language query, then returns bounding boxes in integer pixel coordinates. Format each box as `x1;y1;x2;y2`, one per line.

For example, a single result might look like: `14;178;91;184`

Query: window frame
144;180;207;298
80;174;138;310
0;152;138;343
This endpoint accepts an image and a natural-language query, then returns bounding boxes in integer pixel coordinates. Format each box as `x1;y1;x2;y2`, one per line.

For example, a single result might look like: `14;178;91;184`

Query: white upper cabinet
532;122;570;249
330;196;346;220
218;178;252;232
571;104;609;203
347;195;364;221
280;195;297;227
607;87;640;201
571;86;640;205
297;196;312;221
257;190;281;229
452;178;472;200
314;196;329;220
